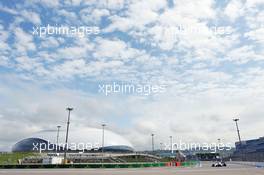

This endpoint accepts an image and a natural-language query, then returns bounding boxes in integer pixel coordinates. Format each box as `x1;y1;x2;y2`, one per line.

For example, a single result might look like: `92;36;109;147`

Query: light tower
170;136;173;153
233;118;242;143
63;107;73;164
151;133;155;152
56;125;61;152
101;124;106;163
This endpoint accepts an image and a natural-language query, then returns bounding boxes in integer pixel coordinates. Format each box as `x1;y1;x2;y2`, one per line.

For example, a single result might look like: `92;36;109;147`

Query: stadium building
11;128;164;164
232;137;264;162
12;127;134;153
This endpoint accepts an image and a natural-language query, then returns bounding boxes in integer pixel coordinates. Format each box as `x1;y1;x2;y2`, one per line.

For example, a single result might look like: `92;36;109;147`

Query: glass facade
98;145;134;153
12;138;134;153
12;138;49;152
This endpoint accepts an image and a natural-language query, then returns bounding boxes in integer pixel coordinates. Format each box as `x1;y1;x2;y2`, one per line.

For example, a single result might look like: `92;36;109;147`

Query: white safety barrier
229;161;264;168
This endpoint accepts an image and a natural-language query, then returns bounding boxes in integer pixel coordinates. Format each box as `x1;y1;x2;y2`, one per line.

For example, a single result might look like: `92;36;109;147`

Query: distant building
150;150;186;161
195;153;220;161
232;137;264;162
12;127;134;153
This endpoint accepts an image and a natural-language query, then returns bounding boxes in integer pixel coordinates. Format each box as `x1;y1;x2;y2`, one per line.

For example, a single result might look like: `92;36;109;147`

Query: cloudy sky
0;0;264;151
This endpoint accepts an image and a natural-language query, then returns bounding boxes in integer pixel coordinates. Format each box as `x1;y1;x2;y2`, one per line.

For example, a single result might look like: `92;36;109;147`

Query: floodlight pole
56;125;61;153
151;133;154;153
170;136;173;154
101;124;106;163
217;138;221;150
217;138;221;158
233;118;241;143
63;107;73;164
160;142;163;150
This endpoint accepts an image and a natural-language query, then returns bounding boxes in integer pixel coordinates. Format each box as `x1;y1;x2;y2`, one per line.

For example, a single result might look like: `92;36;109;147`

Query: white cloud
98;0;125;10
51;59;87;79
226;45;263;64
21;10;41;24
0;24;10;62
64;0;83;6
0;56;9;67
37;0;60;8
14;28;36;53
80;8;110;24
245;0;264;8
173;0;216;19
15;56;41;72
245;27;264;44
224;0;245;21
92;38;146;65
245;11;264;29
94;38;126;59
105;0;167;32
0;6;18;15
1;5;41;25
56;46;88;60
57;9;78;23
40;37;60;48
91;9;110;22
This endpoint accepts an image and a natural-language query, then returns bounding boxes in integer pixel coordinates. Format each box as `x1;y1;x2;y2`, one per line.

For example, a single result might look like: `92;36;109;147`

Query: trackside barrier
0;161;199;169
165;161;199;167
0;163;163;169
230;161;264;168
256;162;264;168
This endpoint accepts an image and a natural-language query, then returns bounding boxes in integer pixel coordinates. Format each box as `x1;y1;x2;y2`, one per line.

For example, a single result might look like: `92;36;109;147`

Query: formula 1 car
212;161;227;167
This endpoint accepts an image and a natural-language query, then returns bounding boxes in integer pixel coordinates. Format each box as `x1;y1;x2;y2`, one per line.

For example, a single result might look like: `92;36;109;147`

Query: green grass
0;152;36;165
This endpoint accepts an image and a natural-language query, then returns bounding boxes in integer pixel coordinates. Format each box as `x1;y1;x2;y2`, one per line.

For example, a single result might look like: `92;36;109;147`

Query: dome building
12;127;134;153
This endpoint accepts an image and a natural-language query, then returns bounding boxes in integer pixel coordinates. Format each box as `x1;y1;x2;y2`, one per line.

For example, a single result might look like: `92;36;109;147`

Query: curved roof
12;138;48;152
13;127;133;152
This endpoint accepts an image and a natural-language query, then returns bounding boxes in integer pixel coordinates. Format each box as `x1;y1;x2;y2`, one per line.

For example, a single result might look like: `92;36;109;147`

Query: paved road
0;162;263;175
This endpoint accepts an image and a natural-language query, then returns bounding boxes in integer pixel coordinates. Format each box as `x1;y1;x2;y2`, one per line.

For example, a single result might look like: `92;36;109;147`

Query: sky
0;0;264;151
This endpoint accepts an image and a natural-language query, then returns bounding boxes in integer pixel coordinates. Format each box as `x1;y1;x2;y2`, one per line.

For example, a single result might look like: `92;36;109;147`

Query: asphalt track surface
0;162;263;175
